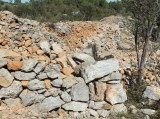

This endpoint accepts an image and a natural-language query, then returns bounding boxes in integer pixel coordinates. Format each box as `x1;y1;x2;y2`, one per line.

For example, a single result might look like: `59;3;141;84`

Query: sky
2;0;117;3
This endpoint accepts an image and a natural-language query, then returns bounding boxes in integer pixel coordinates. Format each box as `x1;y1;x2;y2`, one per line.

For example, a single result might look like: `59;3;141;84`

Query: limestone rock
105;83;127;105
62;77;78;89
72;53;95;63
40;40;50;52
33;62;45;73
22;59;38;72
51;78;63;87
111;104;127;114
143;86;160;101
0;58;7;68
0;68;14;87
0;81;23;99
27;79;45;90
62;101;88;111
61;91;71;102
71;81;89;102
141;109;156;115
81;58;119;83
7;60;23;71
97;110;110;118
20;89;45;106
3;98;21;105
39;96;65;112
0;49;21;58
14;71;36;80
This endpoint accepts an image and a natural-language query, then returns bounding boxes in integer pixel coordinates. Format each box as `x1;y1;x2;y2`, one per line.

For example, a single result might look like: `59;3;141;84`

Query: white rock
40;40;50;52
81;58;119;83
27;79;45;90
22;59;38;72
62;101;88;112
141;109;156;115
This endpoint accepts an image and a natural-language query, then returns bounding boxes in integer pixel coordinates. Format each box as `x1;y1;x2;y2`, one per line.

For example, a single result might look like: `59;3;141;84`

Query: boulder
81;58;119;83
0;68;14;87
72;53;95;63
62;101;88;111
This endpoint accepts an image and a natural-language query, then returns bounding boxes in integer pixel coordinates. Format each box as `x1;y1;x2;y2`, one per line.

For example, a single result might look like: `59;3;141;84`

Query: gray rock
37;73;48;80
81;58;119;83
53;22;70;35
0;58;7;68
105;83;127;105
110;71;122;80
89;101;111;110
47;70;60;79
51;78;63;87
0;81;23;99
19;89;45;106
61;91;71;102
27;79;45;90
111;104;127;114
39;40;50;52
44;63;61;72
14;71;36;80
44;88;61;97
39;96;65;112
22;59;38;72
0;68;14;87
88;109;99;117
72;53;95;63
3;98;21;105
141;109;156;115
143;86;160;101
33;63;45;73
71;81;89;102
62;77;78;89
62;101;88;111
37;89;46;94
97;110;110;118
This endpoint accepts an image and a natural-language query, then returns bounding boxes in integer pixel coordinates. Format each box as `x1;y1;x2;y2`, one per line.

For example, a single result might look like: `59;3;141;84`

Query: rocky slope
0;11;160;119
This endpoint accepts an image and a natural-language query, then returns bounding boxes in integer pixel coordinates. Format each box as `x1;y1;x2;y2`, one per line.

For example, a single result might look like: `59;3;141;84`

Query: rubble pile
0;11;160;118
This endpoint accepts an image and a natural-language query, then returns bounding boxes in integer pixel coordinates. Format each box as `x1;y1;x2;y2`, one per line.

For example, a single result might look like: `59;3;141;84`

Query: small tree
123;0;160;84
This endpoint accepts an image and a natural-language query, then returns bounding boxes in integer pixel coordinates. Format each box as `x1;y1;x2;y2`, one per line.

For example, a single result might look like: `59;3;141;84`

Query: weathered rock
89;81;106;101
7;60;23;71
33;63;45;73
3;98;21;105
97;110;110;118
44;79;51;89
72;53;95;63
71;81;89;102
111;104;127;114
0;81;23;99
47;70;60;79
51;78;63;87
62;101;88;111
39;40;50;52
61;91;71;102
39;96;65;112
52;42;63;53
0;58;7;68
88;109;99;117
141;109;156;115
81;58;119;83
0;49;21;58
37;73;48;80
44;88;61;97
0;68;14;87
27;79;45;90
22;59;38;72
62;77;78;89
143;86;160;101
62;67;74;76
89;101;112;110
20;89;45;106
14;71;36;80
105;83;127;105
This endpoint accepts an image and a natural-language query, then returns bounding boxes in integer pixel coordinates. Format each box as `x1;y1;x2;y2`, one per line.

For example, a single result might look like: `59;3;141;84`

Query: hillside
0;11;160;119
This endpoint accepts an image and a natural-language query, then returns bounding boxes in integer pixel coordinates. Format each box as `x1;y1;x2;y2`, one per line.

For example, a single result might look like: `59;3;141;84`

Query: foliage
0;0;129;22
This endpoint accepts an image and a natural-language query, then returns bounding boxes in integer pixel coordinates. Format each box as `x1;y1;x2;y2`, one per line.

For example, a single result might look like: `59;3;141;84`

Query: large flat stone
81;58;119;83
14;71;36;80
62;101;88;111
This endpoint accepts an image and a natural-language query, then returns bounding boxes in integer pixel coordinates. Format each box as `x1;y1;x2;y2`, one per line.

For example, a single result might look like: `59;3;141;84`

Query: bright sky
2;0;118;3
